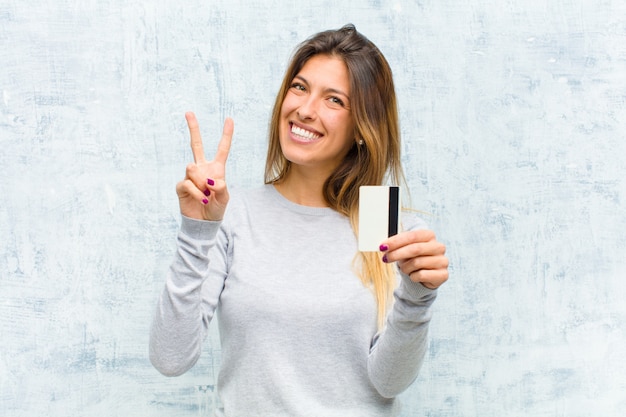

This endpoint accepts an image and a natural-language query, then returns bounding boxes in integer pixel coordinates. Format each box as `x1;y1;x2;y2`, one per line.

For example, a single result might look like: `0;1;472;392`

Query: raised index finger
214;117;234;164
185;111;206;163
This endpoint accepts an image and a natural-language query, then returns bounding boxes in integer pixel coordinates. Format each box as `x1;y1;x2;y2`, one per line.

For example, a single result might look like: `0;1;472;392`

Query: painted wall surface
1;0;625;416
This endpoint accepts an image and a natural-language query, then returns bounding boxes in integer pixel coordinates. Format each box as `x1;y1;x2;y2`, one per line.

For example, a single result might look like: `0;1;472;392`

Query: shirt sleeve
367;212;439;398
149;215;229;377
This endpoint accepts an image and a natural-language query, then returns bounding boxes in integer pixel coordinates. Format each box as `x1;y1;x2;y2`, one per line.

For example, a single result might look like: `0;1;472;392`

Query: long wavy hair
265;24;405;328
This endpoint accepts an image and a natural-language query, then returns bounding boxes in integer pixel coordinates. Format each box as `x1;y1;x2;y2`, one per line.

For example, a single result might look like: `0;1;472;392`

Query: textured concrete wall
1;1;625;416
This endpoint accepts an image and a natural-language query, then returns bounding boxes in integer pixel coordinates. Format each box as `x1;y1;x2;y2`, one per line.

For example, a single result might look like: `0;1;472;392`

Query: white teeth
291;125;320;140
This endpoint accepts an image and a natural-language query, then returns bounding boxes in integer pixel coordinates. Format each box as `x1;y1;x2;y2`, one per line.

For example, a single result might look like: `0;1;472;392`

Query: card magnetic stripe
388;186;399;237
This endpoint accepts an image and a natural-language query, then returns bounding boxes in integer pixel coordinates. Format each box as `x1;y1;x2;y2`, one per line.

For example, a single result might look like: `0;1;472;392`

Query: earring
358;139;364;146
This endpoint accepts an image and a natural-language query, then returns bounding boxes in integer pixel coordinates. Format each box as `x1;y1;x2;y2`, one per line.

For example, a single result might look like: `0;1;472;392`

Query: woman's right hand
175;112;234;221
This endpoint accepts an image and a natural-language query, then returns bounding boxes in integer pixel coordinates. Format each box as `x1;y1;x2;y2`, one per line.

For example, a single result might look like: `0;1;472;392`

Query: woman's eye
329;96;344;106
291;83;306;91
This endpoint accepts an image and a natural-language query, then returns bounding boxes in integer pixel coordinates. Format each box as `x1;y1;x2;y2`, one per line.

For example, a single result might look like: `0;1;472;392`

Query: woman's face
279;54;356;175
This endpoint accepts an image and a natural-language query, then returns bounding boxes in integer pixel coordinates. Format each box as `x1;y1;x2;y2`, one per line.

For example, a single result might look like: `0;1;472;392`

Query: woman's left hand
380;230;449;290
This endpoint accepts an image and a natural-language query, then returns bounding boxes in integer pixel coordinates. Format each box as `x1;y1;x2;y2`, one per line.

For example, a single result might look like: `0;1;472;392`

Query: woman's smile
289;122;322;143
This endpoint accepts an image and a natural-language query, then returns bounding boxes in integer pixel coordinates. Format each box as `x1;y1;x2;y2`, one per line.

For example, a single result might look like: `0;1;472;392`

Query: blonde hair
265;24;406;328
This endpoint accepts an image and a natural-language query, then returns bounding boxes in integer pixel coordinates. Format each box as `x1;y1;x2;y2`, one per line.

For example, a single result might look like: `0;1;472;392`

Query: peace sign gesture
175;112;234;221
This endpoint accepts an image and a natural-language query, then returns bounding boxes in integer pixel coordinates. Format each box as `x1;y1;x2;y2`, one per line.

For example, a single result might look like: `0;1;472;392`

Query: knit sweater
150;184;437;416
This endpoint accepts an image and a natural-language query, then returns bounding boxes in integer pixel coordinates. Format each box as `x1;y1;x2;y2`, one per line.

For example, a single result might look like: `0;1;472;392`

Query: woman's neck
273;169;329;207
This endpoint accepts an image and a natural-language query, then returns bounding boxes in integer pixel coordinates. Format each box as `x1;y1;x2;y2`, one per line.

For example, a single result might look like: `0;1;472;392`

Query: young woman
150;24;449;416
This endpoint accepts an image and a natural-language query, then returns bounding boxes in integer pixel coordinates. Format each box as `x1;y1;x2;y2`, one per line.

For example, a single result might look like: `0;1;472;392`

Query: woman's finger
214;118;234;165
382;229;435;251
398;255;449;276
408;268;449;289
383;239;446;264
176;179;210;205
186;112;207;164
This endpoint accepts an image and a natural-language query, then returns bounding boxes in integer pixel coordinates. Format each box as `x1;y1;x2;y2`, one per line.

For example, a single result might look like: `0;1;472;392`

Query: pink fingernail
204;189;211;197
202;198;209;205
207;178;215;186
379;244;389;252
382;254;389;263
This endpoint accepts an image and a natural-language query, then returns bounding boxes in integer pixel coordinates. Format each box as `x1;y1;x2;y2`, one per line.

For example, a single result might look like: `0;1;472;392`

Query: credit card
358;186;400;252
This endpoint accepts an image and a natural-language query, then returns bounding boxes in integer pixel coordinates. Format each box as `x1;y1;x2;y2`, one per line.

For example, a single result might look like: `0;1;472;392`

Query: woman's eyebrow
293;75;350;99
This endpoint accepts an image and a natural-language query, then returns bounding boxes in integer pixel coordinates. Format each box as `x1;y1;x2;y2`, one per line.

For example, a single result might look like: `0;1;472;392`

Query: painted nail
204;189;211;197
379;244;389;252
207;178;215;186
382;254;389;263
202;198;209;205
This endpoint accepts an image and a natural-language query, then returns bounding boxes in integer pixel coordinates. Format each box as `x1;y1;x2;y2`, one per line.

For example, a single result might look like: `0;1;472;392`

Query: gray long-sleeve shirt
150;185;437;416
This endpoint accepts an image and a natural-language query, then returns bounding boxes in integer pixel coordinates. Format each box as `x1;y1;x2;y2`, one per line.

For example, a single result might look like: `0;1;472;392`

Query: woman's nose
296;95;318;121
